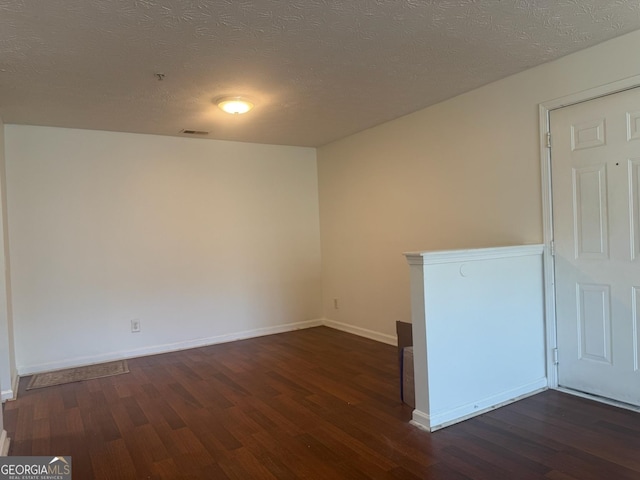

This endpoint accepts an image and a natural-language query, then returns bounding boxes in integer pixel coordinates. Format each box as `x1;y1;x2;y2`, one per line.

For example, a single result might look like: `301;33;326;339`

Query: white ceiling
1;1;640;147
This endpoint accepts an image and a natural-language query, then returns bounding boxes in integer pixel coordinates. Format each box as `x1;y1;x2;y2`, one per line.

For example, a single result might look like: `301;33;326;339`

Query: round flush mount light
216;96;254;115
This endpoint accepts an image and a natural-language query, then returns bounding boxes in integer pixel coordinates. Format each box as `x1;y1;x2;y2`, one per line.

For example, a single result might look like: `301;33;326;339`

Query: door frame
540;74;640;391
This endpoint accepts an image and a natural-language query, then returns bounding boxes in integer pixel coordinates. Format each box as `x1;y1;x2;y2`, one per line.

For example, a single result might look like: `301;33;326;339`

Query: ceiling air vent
180;129;209;135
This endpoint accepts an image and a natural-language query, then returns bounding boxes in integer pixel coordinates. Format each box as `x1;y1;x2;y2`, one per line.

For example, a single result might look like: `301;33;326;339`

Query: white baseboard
322;318;397;346
18;318;324;376
410;410;432;431
16;317;398;376
0;374;17;402
0;430;9;456
411;378;548;432
0;388;13;402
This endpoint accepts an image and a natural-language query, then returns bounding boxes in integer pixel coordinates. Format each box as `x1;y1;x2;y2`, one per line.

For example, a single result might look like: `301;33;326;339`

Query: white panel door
551;87;640;405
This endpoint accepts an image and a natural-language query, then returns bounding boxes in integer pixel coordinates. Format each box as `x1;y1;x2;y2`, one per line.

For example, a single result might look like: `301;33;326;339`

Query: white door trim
540;74;640;390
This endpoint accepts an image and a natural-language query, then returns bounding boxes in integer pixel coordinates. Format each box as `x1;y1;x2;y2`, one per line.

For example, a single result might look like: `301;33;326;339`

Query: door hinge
553;348;559;365
546;132;552;148
550;240;555;257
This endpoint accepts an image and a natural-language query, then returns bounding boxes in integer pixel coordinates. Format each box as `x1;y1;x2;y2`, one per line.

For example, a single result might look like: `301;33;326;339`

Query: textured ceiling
1;1;640;147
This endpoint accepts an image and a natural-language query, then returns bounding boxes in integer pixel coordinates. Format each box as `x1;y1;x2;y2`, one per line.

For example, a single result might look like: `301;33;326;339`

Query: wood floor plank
5;326;640;479
436;428;549;479
90;438;138;479
501;402;640;471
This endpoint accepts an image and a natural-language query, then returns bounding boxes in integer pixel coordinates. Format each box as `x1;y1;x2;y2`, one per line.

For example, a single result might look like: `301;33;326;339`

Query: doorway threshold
555;387;640;414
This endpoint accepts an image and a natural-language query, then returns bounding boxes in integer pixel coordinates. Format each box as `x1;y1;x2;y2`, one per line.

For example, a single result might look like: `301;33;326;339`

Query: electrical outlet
131;319;141;333
333;298;339;310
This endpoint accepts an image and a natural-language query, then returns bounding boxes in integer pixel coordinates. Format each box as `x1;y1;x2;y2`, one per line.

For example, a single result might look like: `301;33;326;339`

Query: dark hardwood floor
4;326;640;479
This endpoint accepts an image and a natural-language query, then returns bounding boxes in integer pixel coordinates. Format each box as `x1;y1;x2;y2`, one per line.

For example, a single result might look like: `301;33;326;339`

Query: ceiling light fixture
216;96;254;115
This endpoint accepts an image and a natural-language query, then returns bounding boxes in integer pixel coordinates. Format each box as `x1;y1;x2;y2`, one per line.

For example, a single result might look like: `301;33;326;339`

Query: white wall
0;116;4;435
407;246;546;431
318;29;640;339
0;117;15;400
0;116;12;458
5;126;322;374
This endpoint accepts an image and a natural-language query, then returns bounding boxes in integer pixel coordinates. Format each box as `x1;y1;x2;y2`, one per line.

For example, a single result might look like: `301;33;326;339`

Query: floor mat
26;360;129;390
